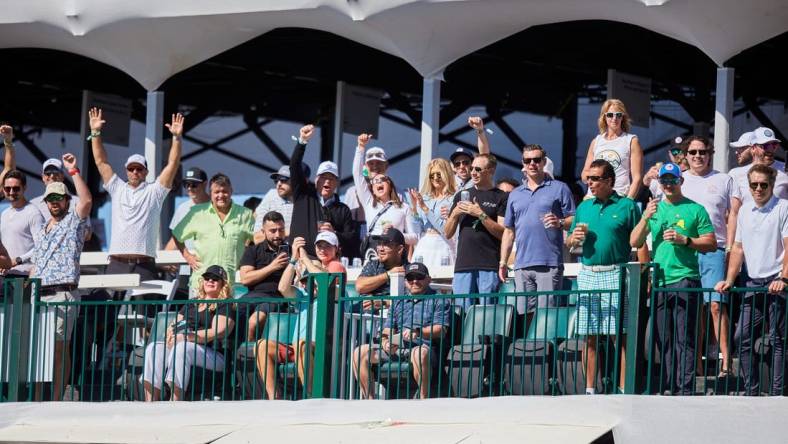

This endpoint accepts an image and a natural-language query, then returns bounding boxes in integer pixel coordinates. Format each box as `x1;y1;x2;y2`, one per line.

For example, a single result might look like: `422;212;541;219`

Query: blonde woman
143;265;235;401
581;99;643;199
408;158;458;271
354;133;417;260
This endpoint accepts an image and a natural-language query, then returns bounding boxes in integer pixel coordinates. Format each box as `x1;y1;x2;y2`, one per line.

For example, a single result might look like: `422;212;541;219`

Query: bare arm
158;113;184;188
193;314;235;344
88;108;114;185
468;117;489;154
627;137;644;199
0;242;11;269
61;153;92;220
356;272;389;295
419;325;447;340
716;242;744;292
685;233;717;253
443;205;462;238
498;227;515;282
630;217;651;249
580;138;597;182
726;197;742;252
0;125;15;188
239;255;287;287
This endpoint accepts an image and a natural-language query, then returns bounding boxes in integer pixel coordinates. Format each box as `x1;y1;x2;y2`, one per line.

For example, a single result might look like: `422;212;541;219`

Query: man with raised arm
30;153;92;401
88;107;184;281
0;124;16;201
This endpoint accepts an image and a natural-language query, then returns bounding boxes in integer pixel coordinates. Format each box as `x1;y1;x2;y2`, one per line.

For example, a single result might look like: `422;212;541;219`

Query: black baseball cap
183;167;207;183
202;265;228;281
372;228;405;245
450;147;475;162
405;262;429;280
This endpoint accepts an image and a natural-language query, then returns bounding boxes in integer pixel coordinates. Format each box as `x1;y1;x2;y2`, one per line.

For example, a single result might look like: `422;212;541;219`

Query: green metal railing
3;263;786;401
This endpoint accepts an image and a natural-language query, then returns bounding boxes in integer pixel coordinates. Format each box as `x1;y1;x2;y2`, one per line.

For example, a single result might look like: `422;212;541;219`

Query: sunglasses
687;149;710;156
182;182;202;190
45;194;65;203
522;156;543;165
659;176;681;186
429;172;443;180
453;159;471;167
3;186;20;193
670;148;685;156
759;142;779;151
406;276;426;283
274;177;290;184
472;166;488;173
203;275;223;283
371;176;390;185
586;176;607;183
127;166;146;173
749;182;770;191
605;112;624;119
43;171;62;177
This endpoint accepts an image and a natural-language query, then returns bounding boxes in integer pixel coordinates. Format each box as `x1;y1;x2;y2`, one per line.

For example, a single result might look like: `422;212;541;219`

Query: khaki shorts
41;290;80;342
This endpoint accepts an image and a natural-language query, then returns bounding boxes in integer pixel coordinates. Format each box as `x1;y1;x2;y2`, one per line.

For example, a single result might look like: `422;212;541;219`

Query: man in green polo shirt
630;162;716;395
173;173;254;296
567;159;640;394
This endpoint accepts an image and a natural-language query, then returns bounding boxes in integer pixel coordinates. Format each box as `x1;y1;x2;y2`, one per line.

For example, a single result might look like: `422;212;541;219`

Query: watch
780;277;788;285
478;212;488;222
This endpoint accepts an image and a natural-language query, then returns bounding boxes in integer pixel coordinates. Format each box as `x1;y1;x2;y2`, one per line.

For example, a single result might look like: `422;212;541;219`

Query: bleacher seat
235;313;300;400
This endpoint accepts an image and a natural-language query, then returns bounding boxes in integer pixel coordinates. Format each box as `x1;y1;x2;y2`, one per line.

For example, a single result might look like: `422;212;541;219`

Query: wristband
86;131;101;141
68;168;80;176
289;258;298;266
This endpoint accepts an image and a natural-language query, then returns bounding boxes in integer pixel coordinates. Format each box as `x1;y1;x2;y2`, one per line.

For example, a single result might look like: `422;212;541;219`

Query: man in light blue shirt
500;144;575;315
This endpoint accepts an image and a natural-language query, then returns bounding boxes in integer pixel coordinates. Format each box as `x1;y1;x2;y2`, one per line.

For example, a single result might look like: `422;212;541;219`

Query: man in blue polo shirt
500;144;575;315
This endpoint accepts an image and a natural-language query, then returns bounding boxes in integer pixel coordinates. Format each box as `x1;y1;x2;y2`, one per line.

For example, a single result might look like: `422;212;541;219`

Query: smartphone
278;244;292;257
174;320;190;334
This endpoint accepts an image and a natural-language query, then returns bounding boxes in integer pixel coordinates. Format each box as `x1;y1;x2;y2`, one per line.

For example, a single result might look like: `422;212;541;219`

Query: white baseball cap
124;154;148;169
751;127;781;145
365;147;387;163
729;132;755;149
544;157;555;178
314;231;339;247
316;161;339;178
42;158;63;173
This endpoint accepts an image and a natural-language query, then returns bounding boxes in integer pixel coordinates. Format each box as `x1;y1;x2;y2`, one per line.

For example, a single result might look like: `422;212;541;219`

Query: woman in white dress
408;158;457;271
581;99;643;199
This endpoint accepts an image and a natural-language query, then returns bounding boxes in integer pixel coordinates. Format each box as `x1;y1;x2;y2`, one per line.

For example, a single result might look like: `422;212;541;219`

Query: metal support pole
420;75;442;186
713;68;734;173
332;81;346;177
144;91;167;247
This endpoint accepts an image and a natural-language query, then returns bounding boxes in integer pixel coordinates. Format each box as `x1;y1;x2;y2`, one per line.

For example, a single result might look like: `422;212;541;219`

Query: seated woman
256;231;345;400
142;265;235;401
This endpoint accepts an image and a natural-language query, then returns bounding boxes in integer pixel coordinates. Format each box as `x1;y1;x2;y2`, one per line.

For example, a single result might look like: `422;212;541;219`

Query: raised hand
62;153;77;170
88;107;105;132
165;113;185;138
643;198;658;221
300;125;316;143
468;116;484;131
357;133;373;148
0;124;13;143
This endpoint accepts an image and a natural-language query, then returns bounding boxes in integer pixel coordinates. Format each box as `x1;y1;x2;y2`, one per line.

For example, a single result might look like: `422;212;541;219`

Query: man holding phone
239;211;291;340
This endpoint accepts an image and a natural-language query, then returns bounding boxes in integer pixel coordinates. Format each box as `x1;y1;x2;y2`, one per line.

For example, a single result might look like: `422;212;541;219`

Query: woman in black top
143;265;235;401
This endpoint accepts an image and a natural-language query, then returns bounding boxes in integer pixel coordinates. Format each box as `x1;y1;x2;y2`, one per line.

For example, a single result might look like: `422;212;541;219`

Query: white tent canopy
1;0;786;90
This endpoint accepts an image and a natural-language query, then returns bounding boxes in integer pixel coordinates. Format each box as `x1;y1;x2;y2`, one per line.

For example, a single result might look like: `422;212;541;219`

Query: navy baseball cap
405;262;429;280
450;147;475;162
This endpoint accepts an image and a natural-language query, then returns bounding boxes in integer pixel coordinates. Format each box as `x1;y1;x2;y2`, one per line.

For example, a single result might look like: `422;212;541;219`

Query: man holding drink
499;144;575;315
630;162;716;395
567;159;640;394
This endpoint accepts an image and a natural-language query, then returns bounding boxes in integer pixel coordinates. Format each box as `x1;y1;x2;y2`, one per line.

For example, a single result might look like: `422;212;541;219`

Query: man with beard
1;170;44;278
30;153;92;401
89;108;184;281
173;173;254;297
239;211;290;340
253;164;306;244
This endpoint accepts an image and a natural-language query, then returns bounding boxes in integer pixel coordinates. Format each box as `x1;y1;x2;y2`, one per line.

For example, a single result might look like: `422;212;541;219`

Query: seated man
351;262;450;399
239;211;289;340
355;228;407;311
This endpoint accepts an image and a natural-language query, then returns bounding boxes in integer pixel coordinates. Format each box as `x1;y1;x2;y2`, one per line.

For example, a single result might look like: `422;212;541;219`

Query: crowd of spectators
1;99;787;400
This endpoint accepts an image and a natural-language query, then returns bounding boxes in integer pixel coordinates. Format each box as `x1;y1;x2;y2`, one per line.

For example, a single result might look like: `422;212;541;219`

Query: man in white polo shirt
729;127;788;205
680;135;741;377
88;107;184;281
716;164;788;396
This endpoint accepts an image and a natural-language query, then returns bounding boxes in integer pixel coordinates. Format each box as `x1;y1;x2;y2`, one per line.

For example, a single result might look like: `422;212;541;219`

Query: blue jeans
698;248;727;303
452;270;500;309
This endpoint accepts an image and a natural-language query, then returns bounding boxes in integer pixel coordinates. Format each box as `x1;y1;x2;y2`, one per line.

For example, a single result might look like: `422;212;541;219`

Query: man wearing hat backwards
729;127;788;205
631;162;716;395
88;107;185;282
30;153;92;401
252;164;305;244
352;261;451;399
289;124;357;258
